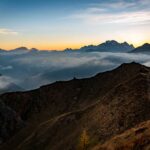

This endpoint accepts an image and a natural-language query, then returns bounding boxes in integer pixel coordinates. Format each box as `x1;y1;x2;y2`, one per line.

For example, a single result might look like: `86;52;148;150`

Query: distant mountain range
0;47;38;54
130;43;150;53
0;40;149;54
0;49;6;53
78;40;134;52
0;62;150;150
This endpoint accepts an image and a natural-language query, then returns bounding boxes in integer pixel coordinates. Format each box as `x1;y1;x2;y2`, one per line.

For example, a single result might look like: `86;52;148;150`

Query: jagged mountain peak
130;43;150;53
99;40;132;46
143;43;150;46
80;40;134;52
105;40;119;44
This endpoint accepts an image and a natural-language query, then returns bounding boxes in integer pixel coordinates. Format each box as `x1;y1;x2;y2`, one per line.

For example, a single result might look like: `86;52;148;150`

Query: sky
0;0;150;50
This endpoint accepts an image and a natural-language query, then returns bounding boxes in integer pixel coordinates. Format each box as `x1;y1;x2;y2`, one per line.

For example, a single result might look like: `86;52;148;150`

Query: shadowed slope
0;62;150;150
93;120;150;150
1;62;147;123
15;69;150;150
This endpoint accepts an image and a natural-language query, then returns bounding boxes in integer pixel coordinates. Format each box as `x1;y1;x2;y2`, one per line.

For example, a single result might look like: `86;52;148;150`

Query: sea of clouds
0;51;150;91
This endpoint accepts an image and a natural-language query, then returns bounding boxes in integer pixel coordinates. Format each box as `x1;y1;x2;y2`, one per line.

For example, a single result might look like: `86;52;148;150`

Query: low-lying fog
0;51;150;91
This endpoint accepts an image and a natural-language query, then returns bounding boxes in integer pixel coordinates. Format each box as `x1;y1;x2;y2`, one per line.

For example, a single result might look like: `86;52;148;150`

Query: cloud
69;0;150;25
72;11;150;25
0;28;18;35
90;0;150;10
0;76;13;89
1;51;150;90
0;65;13;70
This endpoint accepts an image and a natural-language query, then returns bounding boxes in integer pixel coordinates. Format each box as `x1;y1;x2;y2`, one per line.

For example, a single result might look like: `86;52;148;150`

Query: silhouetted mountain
0;40;138;54
0;75;23;94
79;40;134;52
0;62;150;150
0;83;23;94
64;48;74;52
0;49;6;53
130;43;150;53
12;47;28;51
30;48;39;52
5;47;39;54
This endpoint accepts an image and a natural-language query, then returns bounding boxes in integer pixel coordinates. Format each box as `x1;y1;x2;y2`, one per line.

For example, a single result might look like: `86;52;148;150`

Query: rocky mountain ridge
0;62;150;150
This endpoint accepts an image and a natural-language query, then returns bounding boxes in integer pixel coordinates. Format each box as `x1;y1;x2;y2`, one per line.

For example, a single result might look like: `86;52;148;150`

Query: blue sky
0;0;150;50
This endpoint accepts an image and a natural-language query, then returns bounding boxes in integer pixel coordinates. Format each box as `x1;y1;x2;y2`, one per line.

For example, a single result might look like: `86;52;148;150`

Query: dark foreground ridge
93;120;150;150
0;62;150;150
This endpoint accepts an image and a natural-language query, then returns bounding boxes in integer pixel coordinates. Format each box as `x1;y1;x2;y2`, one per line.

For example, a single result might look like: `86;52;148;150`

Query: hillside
0;62;150;150
93;120;150;150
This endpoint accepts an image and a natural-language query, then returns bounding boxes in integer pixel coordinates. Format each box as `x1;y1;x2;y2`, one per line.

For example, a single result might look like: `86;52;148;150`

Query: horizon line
1;40;149;51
